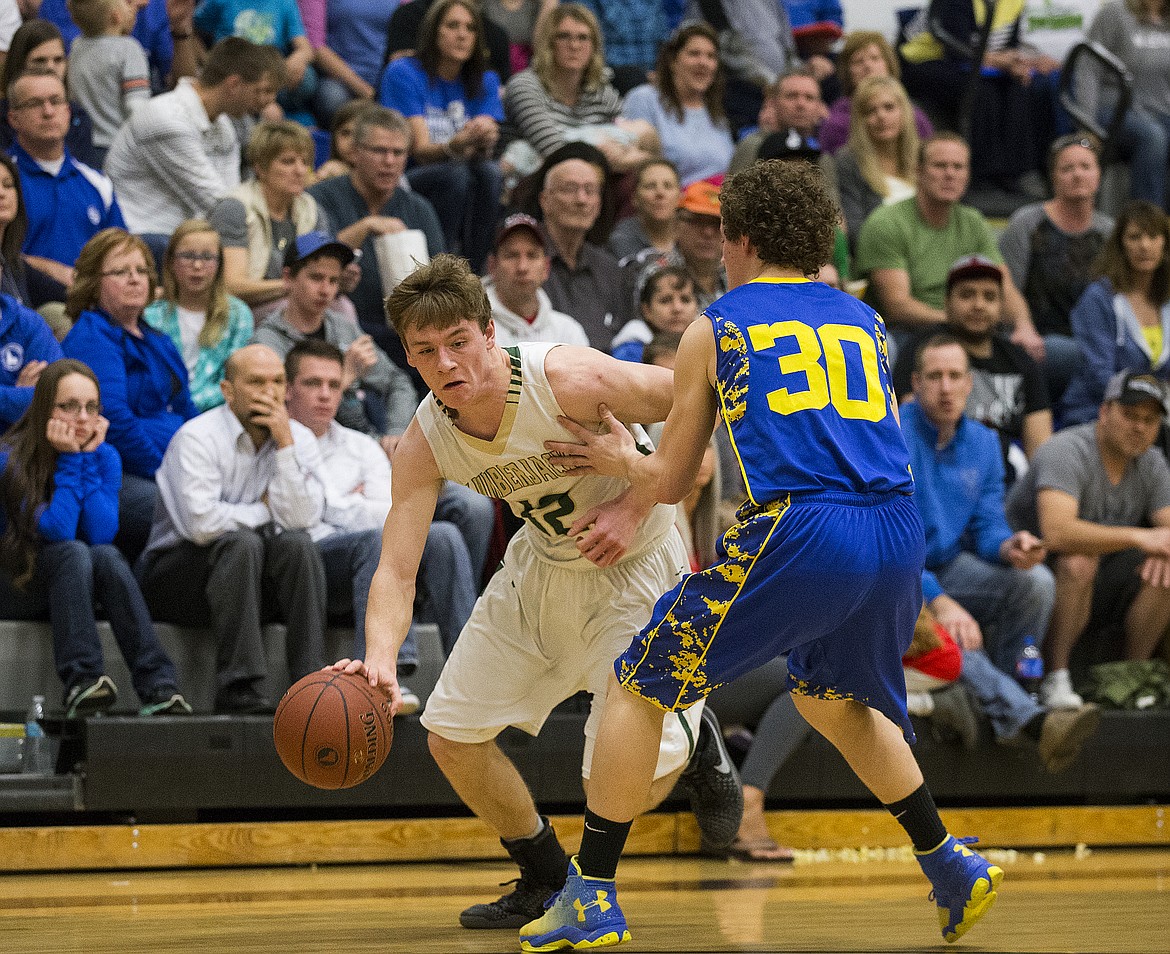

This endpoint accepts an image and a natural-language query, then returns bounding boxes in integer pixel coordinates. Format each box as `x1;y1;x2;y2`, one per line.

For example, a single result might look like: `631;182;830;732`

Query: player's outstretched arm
545;321;719;505
333;420;441;716
545;345;675;427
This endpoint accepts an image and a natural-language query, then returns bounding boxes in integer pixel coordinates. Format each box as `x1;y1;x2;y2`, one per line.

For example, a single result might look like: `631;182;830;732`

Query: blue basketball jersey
709;278;914;505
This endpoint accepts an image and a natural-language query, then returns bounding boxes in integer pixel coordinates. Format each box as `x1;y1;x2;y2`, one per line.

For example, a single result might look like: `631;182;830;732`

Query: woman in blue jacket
61;229;199;560
0;360;189;717
1062;201;1170;425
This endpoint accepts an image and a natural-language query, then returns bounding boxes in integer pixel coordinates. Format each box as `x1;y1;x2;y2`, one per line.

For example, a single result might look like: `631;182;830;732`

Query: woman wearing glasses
502;4;656;177
61;229;198;561
144;221;254;412
0;359;190;718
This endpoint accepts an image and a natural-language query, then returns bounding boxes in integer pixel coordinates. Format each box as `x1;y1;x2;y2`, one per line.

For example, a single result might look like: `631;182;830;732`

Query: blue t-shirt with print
194;0;305;52
378;56;503;146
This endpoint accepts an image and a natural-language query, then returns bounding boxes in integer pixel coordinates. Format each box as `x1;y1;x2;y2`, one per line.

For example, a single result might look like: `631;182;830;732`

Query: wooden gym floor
1;819;1167;954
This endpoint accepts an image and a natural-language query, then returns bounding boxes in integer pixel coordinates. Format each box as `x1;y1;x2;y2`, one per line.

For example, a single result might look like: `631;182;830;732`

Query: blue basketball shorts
614;490;925;742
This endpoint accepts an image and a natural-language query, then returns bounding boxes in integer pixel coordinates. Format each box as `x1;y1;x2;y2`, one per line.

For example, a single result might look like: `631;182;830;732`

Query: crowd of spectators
0;0;1167;817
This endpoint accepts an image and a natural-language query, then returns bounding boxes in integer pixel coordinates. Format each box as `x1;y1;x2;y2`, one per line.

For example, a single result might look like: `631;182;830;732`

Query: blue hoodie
62;309;198;478
0;294;64;429
0;443;122;545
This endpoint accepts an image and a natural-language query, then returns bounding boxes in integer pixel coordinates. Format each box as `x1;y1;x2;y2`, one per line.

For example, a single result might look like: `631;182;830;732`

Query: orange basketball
273;671;393;789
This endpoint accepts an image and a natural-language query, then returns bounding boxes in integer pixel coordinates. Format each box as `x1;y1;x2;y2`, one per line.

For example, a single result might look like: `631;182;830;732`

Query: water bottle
22;695;53;775
1015;635;1044;702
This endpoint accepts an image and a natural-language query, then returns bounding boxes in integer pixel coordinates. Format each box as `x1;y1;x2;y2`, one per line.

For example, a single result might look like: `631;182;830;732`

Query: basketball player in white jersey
331;252;742;930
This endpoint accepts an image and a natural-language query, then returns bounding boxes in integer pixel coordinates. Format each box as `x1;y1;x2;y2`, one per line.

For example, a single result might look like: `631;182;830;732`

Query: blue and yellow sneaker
916;835;1004;943
518;856;631;952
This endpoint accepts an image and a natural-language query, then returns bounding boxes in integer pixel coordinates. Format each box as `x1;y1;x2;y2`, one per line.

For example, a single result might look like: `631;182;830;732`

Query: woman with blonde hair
502;4;656;175
819;31;933;155
209;120;333;318
835;76;920;248
144;221;254;412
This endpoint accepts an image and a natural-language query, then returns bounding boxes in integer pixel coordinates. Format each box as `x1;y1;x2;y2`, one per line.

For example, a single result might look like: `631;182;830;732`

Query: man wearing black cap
484;214;589;347
893;254;1053;477
251;231;419;441
1007;371;1170;709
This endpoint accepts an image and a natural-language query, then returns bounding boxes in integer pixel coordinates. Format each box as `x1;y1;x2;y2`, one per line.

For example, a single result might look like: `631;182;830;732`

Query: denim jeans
935;552;1056;675
434;481;495;586
117;472;158;565
417;520;478;657
0;540;177;702
1042;333;1083;412
406;159;503;273
1116;103;1170;208
959;647;1042;741
318;528;381;658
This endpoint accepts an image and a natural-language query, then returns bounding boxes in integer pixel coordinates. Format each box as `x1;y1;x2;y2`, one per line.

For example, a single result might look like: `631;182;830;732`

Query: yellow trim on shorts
620;496;791;711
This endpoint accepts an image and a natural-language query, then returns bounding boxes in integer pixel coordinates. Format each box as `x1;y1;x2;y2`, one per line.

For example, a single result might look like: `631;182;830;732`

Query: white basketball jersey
415;342;676;566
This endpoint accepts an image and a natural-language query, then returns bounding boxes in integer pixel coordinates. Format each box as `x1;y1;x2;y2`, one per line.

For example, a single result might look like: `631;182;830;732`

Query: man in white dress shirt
283;339;478;712
140;344;328;714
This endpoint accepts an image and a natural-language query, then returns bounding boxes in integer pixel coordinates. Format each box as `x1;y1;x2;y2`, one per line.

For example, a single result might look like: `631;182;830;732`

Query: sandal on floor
726;836;796;862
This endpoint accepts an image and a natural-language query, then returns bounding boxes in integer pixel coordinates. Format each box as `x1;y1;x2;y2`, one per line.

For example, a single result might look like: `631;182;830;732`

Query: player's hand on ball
329;657;408;717
546;404;639;480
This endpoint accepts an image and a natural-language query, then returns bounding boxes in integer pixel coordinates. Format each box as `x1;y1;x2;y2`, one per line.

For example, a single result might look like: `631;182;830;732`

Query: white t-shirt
175;306;205;371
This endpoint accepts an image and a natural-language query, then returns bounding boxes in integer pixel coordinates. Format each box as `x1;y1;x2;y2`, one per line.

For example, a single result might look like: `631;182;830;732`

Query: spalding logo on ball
273;671;393;789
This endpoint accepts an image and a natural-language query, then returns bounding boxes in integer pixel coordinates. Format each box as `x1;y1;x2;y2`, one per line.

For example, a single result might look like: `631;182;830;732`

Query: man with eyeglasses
307;105;445;385
6;67;125;307
537;148;631;351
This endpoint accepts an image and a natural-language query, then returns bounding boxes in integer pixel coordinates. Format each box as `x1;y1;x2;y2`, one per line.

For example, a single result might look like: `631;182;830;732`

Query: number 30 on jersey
747;320;888;422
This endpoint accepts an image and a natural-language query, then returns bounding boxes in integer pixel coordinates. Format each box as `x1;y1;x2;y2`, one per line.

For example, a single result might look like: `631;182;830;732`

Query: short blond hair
246;120;315;173
67;0;121;38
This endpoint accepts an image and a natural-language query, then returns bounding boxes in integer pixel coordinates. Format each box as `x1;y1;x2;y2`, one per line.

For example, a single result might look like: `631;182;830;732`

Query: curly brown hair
719;160;838;276
385;253;493;339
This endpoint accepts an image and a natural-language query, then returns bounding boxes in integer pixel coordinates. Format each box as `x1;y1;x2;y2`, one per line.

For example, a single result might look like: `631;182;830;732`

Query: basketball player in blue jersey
523;160;1004;951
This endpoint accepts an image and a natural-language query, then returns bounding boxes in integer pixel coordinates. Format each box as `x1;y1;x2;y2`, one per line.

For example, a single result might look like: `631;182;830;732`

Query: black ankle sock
576;809;632;881
1021;712;1046;742
885;783;949;853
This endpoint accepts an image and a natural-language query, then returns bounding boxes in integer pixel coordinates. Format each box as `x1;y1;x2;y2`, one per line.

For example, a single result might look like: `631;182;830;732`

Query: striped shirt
104;78;241;234
502;68;622;158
